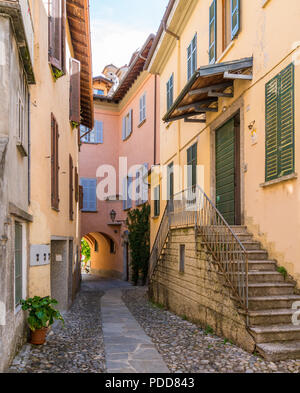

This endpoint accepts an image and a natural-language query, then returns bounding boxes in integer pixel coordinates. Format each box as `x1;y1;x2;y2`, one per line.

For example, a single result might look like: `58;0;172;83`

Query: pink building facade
79;35;160;280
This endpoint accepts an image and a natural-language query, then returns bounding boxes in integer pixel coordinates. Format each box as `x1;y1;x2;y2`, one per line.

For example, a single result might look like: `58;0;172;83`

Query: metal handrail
148;185;248;314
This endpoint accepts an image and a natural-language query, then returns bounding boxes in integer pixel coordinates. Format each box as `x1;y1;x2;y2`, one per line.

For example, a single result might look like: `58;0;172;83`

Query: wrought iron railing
148;202;170;279
149;186;249;313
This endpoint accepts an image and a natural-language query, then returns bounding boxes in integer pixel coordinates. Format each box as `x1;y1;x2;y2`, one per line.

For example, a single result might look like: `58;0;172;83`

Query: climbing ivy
126;204;150;285
81;239;91;263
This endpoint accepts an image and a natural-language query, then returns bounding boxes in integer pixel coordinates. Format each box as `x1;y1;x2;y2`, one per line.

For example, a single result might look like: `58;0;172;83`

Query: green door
216;118;236;225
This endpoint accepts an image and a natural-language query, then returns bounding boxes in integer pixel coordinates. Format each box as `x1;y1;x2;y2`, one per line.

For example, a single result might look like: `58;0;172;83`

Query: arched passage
82;231;123;279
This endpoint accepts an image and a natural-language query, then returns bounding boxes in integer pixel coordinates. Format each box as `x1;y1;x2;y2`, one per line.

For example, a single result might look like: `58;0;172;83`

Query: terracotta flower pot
30;327;48;345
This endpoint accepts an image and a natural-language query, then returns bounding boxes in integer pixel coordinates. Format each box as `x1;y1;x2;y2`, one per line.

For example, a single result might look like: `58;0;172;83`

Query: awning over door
163;57;253;123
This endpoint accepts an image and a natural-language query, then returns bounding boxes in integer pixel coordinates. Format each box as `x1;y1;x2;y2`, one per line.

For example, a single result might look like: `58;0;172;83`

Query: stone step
236;233;254;242
250;324;300;344
247;283;295;297
249;309;296;326
242;241;262;251
248;295;300;310
246;250;269;260
248;271;285;283
248;260;277;272
256;341;300;361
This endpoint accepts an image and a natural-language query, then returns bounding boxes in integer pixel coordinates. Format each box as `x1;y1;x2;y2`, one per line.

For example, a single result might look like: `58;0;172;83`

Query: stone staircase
231;226;300;361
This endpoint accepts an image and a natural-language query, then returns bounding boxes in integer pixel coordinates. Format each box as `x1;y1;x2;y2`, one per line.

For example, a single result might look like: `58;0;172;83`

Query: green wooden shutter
265;76;280;181
209;0;217;64
265;63;294;182
279;63;294;177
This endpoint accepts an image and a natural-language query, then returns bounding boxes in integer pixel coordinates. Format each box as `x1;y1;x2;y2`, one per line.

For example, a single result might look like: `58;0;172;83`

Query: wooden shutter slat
51;114;59;209
70;58;81;123
79;185;83;210
231;0;240;40
69;154;74;221
75;167;79;202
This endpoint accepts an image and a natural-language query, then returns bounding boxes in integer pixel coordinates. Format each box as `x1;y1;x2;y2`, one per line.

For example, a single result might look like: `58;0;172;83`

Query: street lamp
110;209;117;223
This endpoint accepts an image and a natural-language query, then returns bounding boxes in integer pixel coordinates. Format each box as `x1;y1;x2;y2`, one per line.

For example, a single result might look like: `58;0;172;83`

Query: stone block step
250;324;300;344
248;271;285;283
241;241;262;251
256;341;300;361
248;295;300;310
249;309;296;326
247;283;295;297
248;260;277;272
246;250;269;260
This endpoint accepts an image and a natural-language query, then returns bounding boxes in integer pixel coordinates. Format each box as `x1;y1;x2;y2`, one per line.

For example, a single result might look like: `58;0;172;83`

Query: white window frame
139;93;146;124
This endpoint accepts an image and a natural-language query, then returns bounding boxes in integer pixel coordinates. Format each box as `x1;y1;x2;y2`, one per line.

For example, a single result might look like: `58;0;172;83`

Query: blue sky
90;0;169;75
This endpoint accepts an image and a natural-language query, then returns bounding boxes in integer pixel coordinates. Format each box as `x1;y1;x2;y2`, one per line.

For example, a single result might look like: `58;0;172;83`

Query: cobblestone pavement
122;287;300;374
8;275;106;373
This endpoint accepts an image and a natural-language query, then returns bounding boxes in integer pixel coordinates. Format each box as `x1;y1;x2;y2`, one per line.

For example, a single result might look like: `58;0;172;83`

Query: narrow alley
8;276;300;374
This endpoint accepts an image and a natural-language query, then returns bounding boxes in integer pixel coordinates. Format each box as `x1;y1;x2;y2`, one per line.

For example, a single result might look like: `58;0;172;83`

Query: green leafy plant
51;66;64;81
277;266;288;279
126;204;150;285
81;239;91;263
71;121;79;129
204;325;214;335
20;296;64;331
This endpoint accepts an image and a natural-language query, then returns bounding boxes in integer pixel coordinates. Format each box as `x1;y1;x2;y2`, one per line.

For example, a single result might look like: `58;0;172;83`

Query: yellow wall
28;1;81;297
149;0;300;283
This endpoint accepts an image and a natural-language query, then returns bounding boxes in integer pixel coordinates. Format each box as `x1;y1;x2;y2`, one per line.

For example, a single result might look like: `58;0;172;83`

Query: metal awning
163;57;253;123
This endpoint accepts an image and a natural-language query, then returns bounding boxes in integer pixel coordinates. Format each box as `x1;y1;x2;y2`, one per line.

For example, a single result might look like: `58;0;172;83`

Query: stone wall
149;227;255;353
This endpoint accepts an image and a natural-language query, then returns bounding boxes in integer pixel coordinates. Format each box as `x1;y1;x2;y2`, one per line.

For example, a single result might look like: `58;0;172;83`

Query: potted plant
20;296;64;345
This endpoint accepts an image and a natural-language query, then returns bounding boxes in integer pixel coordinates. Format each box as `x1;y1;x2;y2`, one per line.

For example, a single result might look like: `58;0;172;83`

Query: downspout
28;92;31;205
154;74;157;165
177;37;181;189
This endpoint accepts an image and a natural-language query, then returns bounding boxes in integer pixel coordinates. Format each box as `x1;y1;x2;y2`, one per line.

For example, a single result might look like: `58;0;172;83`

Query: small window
122;110;133;140
94;89;104;95
166;74;174;111
209;0;217;64
139;93;146;123
80;178;97;212
80;122;103;144
110;239;116;254
187;143;198;189
123;176;132;210
154;185;160;217
187;34;197;80
94;240;98;252
179;245;185;273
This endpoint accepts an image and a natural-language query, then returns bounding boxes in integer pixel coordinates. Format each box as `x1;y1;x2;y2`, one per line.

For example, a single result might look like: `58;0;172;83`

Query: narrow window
166;74;174;111
179;244;185;273
187;34;197;80
231;0;240;40
48;0;65;72
15;222;23;306
187;143;198;189
122;110;133;140
139;93;146;123
110;239;116;254
222;0;231;51
51;114;59;210
209;0;217;64
265;63;295;182
154;185;160;217
94;240;98;252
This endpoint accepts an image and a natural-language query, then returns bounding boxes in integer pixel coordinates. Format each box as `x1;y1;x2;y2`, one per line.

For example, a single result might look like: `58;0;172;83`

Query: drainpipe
28;91;31;205
177;37;181;191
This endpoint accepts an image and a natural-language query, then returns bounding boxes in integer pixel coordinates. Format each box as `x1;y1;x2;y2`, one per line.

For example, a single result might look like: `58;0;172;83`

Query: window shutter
192;34;197;74
127;177;132;209
128;110;133;136
80;178;97;212
49;0;64;70
79;185;83;210
154;185;160;217
123;178;127;210
95;121;103;143
279;64;294;177
51;114;59;210
187;43;192;80
209;0;217;64
143;94;146;120
265;63;294;182
69;155;74;221
139;97;143;123
69;58;81;124
122;117;126;140
75;167;79;202
231;0;240;40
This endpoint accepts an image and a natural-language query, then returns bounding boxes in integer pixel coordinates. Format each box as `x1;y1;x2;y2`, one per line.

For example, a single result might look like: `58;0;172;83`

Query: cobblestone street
7;276;300;373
